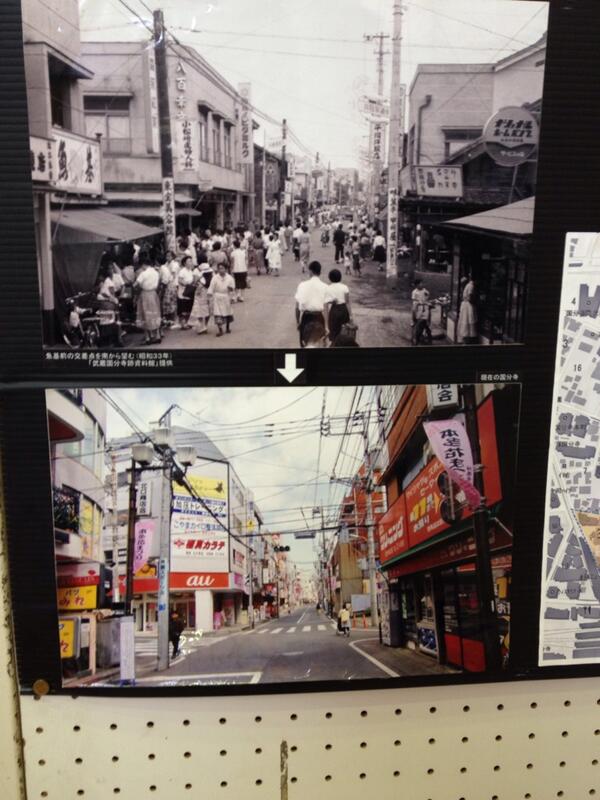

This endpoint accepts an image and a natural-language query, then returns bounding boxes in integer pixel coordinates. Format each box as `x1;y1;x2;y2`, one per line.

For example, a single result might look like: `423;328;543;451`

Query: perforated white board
19;677;600;800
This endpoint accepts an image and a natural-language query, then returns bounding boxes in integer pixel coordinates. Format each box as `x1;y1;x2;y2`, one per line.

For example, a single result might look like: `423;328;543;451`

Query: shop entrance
441;565;485;672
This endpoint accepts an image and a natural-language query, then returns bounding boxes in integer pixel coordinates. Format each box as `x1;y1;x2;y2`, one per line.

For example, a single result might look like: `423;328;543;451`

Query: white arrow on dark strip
277;353;304;383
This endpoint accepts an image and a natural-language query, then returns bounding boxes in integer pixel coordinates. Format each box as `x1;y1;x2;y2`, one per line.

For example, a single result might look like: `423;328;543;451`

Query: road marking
135;671;262;685
257;628;269;634
286;627;297;633
282;651;304;657
298;611;306;625
349;639;400;678
270;627;283;634
302;625;311;632
318;625;326;631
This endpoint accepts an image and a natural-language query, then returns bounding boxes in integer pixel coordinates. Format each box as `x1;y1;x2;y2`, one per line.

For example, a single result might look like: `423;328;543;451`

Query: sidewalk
351;636;458;677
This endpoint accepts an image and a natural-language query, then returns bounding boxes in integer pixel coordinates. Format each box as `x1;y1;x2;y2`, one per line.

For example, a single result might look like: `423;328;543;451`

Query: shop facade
377;384;518;671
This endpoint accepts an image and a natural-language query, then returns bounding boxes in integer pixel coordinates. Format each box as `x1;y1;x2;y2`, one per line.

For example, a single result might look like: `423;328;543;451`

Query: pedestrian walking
292;222;302;262
299;224;311;273
161;253;180;328
278;223;288;252
284;222;293;252
174;255;195;329
457;277;478;344
252;230;266;274
351;236;361;276
325;268;351;343
208;262;235;336
134;255;162;344
230;239;248;301
333;223;346;264
169;611;185;658
295;260;329;347
266;234;283;276
373;229;386;271
208;240;229;275
338;604;351;637
189;268;211;335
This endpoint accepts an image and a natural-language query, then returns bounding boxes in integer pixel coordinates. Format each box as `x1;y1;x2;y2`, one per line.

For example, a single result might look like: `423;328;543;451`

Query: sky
103;385;381;576
78;0;549;170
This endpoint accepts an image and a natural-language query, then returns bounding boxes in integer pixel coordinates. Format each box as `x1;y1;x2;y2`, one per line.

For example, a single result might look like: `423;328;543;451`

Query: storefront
378;390;515;671
441;196;533;344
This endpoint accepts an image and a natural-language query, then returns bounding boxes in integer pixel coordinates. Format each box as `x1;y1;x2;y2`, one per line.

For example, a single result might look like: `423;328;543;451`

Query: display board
3;0;600;797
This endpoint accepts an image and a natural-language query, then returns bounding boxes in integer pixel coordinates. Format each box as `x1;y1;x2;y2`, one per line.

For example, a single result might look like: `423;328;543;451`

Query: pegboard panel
20;678;600;800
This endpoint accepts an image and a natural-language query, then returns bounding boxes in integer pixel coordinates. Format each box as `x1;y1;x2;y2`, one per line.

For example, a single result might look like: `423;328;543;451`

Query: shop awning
51;208;162;242
107;206;202;219
442;196;535;237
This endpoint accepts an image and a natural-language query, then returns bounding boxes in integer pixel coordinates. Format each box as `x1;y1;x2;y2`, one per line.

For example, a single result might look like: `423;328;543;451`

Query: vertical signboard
386;186;399;278
161;177;176;250
171;475;229;572
143;47;160;154
239;82;253;165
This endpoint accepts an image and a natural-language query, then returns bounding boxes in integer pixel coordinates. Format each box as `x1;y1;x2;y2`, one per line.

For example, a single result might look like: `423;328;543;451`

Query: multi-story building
47;389;108;680
375;384;518;672
105;426;255;634
398;34;546;343
253;144;284;227
80;41;252;232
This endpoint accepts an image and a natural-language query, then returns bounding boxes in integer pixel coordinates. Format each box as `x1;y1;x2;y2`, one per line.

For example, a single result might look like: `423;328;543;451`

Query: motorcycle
62;292;102;348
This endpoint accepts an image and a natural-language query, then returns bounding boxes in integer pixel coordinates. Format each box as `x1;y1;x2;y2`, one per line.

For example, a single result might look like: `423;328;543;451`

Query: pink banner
133;519;154;574
423;419;481;510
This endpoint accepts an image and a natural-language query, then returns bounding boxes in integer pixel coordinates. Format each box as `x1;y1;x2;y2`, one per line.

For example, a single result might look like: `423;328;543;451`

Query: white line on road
298;611;306;625
302;625;311;632
286;627;297;633
349;639;400;678
257;628;269;634
135;671;262;684
270;627;283;634
318;625;326;631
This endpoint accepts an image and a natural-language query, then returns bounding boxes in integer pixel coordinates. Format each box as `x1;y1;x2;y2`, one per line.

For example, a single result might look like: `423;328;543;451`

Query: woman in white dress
266;234;282;276
457;278;478;343
207;263;235;336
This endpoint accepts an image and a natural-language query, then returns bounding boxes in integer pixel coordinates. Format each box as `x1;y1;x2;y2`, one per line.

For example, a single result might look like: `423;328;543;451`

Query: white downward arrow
277;353;304;383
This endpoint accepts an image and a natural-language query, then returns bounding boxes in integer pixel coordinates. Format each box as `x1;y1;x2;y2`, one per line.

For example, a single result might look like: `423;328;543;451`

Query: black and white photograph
46;382;520;688
23;0;548;350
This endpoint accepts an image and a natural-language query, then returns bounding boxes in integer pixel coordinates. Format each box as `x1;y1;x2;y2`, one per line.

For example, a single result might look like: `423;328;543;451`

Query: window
199;111;208;161
443;128;482;160
212;122;221;165
84;96;132;154
49;69;73;130
223;125;232;169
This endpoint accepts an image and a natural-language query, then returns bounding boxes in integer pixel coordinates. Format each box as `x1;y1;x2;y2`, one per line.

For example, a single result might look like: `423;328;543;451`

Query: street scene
23;0;548;349
48;382;520;687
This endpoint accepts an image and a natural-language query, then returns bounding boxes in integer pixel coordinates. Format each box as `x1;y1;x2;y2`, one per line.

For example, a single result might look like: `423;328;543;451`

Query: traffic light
273;545;290;552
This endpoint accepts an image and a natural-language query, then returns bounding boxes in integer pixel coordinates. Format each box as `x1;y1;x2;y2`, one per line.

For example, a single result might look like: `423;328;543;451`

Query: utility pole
110;452;121;604
361;413;379;628
460;385;502;671
280;118;288;225
156;405;174;673
386;2;404;279
261;130;267;227
364;33;389;221
124;458;138;615
153;9;176;252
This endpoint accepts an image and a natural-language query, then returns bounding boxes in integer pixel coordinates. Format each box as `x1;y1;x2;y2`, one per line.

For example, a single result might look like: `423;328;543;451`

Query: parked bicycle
62;292;102;348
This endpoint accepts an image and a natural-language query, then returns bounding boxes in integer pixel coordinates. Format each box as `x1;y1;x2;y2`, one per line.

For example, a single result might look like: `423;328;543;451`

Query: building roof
442;196;535;237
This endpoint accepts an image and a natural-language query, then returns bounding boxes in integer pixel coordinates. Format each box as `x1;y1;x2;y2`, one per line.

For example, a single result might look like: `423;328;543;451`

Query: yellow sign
173;475;227;500
58;618;77;659
57;585;97;611
247;519;255;532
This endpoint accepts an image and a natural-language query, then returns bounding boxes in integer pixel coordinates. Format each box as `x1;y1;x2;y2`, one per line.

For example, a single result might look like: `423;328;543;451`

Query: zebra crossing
255;623;334;635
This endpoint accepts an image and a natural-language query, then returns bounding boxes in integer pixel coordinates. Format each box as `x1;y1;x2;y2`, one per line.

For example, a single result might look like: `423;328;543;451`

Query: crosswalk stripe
258;628;269;634
270;627;283;634
286;627;296;633
318;625;326;631
302;625;311;632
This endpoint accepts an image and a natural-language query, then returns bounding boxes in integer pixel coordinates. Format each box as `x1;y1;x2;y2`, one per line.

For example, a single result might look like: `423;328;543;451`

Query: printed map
540;233;600;664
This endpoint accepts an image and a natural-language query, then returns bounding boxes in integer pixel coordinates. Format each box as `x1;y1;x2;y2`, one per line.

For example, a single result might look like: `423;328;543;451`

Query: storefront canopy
51;209;162;243
108;206;202;219
104;190;194;204
442;196;535;237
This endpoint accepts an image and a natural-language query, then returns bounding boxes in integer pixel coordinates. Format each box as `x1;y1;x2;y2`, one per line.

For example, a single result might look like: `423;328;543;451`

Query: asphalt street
142;228;424;349
135;607;386;686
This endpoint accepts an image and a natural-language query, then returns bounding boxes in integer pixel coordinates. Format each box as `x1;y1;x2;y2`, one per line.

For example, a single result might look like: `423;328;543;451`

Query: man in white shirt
230;239;248;302
294;261;329;347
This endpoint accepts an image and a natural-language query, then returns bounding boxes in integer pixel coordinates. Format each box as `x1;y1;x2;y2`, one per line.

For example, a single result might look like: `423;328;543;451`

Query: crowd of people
67;208;479;348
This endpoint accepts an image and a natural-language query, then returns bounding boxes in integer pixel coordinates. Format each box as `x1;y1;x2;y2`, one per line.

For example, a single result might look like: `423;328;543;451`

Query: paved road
140;228;424;349
136;607;386;686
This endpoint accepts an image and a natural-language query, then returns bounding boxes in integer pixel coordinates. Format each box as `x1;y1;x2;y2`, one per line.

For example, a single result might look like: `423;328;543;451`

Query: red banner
378;495;408;564
119;572;231;594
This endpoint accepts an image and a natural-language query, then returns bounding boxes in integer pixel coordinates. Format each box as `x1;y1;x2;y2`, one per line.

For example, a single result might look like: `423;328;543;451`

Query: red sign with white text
378;495;408;564
119;572;231;594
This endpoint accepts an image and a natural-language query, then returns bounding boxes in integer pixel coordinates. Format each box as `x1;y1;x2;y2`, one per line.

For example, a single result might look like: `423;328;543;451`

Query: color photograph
47;382;520;687
23;0;548;349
